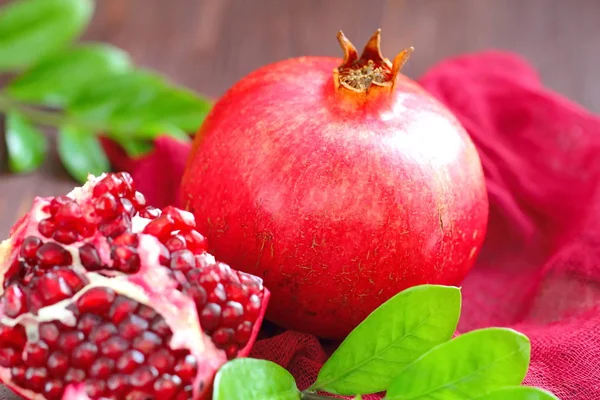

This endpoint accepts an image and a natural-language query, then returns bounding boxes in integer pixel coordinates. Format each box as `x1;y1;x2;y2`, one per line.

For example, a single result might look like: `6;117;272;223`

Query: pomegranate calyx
333;29;414;93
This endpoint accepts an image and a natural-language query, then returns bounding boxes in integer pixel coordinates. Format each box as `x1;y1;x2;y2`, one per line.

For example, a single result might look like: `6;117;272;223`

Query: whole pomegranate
0;172;269;399
181;30;488;339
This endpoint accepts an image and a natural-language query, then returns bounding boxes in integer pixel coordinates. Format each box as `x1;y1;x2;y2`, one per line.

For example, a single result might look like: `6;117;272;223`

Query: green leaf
386;327;531;400
7;43;132;107
311;285;461;395
213;359;300;400
57;125;110;183
69;70;211;137
477;386;559;400
0;0;94;71
108;135;154;158
5;112;47;173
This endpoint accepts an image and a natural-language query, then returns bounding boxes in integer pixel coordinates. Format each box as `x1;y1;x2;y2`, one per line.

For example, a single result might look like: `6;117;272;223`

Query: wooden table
0;0;599;237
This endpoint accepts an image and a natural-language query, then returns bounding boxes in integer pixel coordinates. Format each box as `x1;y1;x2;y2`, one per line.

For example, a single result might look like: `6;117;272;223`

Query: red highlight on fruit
181;30;489;339
0;172;270;400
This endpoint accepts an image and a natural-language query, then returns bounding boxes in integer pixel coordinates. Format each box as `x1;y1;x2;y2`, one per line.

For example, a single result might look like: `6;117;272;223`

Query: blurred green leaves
0;0;212;183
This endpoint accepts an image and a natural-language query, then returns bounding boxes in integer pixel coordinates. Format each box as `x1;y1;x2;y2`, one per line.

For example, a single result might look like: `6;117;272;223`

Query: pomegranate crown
333;29;414;93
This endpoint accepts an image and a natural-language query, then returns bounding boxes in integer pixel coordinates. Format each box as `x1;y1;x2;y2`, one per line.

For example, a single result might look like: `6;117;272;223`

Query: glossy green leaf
69;70;211;137
0;0;94;71
311;285;461;395
5;112;47;173
386;328;531;400
58;125;110;183
213;359;300;400
7;43;132;107
477;386;559;400
108;135;154;158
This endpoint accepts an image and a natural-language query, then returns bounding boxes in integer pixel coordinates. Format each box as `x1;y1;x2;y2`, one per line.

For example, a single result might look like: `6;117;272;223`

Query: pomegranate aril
100;336;129;358
36;242;72;267
182;230;207;253
77;313;102;335
137;304;157;320
37;219;56;238
200;303;222;332
0;324;26;348
20;236;42;260
71;341;98;367
25;367;48;391
52;229;77;244
85;380;106;398
225;282;248;303
23;340;50;367
143;215;175;241
170;249;195;272
89;322;118;344
212;328;235;346
113;245;141;273
49;196;72;214
110;295;139;324
0;347;20;367
131;365;159;389
11;366;26;385
222;301;244;327
79;244;103;271
90;357;114;379
174;354;197;381
148;349;175;374
44;380;64;400
117;349;145;373
58;331;84;352
2;284;25;317
140;206;161;219
245;293;262;320
47;351;69;377
154;374;182;399
225;344;239;360
208;283;227;304
132;331;162;355
163;206;196;230
113;232;138;247
64;367;85;383
77;287;115;316
36;273;72;305
99;213;131;238
184;285;207;308
119;314;149;340
94;193;118;218
120;198;136;217
39;323;60;346
151;316;172;337
107;374;131;397
235;321;254;345
165;235;186;252
133;191;147;209
54;267;87;292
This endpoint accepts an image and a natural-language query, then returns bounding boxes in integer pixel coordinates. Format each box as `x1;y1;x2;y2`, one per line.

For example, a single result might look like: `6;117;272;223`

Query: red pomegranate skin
181;32;488;339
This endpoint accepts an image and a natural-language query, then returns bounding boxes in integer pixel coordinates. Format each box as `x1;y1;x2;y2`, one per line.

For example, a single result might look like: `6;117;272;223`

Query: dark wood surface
1;0;599;238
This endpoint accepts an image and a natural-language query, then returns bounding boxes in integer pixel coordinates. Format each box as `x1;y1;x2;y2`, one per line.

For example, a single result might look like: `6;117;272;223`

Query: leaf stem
0;93;67;127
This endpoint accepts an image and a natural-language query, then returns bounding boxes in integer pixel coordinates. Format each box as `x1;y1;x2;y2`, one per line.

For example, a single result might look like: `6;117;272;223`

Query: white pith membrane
0;174;227;400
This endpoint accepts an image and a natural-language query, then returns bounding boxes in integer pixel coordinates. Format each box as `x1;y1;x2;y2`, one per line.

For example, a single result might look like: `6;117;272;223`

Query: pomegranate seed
44;379;64;400
94;193;118;218
100;336;129;359
165;235;186;252
182;230;207;254
58;331;84;352
131;365;159;389
89;322;118;345
224;344;240;359
37;273;72;304
184;285;207;308
163;206;196;229
174;354;197;381
20;236;42;260
92;181;109;197
200;303;221;332
226;282;249;303
23;340;50;367
212;328;235;346
65;368;85;383
221;301;244;327
208;283;227;304
79;244;103;270
133;191;147;209
89;357;115;379
198;269;221;291
36;242;72;268
120;198;135;217
55;201;82;223
11;366;26;385
158;243;170;265
119;315;149;340
245;294;262;320
109;296;139;324
0;324;26;348
50;196;72;214
0;348;20;367
25;367;48;391
54;267;87;292
151;316;172;337
137;304;157;320
77;287;115;316
132;331;162;355
140;206;161;219
117;349;145;373
148;349;175;374
113;245;140;273
77;313;102;335
113;232;138;246
85;380;106;398
235;321;254;345
39;323;60;346
143;215;175;240
99;213;131;238
2;284;25;317
71;341;98;368
47;351;69;377
170;249;195;271
37;219;56;238
107;374;131;396
52;229;78;244
154;374;182;399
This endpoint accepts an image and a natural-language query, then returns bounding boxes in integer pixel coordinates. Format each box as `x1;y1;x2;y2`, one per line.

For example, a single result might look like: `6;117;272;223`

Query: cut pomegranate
0;172;270;400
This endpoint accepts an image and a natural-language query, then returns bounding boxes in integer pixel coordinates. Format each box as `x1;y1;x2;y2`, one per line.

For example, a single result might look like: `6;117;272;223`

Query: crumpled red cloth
2;51;599;400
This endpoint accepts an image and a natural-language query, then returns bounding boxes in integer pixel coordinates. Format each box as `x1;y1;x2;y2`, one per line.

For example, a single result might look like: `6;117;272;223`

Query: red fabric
114;52;600;399
3;51;599;400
